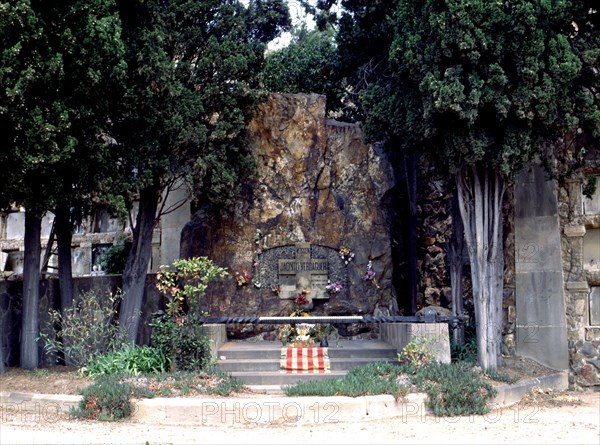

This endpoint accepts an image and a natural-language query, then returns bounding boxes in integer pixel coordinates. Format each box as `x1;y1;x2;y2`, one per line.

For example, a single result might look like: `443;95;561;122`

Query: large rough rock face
181;93;397;335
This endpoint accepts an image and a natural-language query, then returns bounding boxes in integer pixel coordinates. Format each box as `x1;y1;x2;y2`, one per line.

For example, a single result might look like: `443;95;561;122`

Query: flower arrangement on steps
277;292;334;347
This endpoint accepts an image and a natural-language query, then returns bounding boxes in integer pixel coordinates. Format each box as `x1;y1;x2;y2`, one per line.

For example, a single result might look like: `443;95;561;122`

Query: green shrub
412;362;497;416
284;360;498;417
98;242;130;274
450;323;478;364
80;344;166;377
152;257;227;371
397;335;436;371
72;377;134;421
39;290;122;366
150;314;212;372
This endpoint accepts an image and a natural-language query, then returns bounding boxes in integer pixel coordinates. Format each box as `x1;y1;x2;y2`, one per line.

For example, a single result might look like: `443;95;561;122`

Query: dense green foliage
0;0;126;215
98;241;130;275
359;0;599;174
109;0;290;212
310;0;599;369
79;344;167;377
412;361;497;416
151;257;227;371
263;26;343;113
283;360;498;416
73;370;242;420
71;376;152;421
283;361;410;398
111;0;290;342
0;0;127;369
150;315;212;372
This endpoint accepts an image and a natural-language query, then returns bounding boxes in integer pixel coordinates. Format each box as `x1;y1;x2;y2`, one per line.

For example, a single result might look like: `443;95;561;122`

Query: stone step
215;340;399;386
218;357;397;372
229;370;348;386
217;340;398;360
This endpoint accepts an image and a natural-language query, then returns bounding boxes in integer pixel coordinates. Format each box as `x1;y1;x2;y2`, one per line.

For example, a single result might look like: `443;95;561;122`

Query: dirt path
1;391;598;444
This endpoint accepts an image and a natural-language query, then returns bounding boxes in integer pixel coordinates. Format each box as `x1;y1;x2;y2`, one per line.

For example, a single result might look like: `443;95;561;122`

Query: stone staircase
215;339;398;387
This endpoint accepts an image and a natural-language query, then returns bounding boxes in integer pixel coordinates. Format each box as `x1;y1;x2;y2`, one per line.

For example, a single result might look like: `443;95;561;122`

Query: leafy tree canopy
360;0;599;177
262;25;343;114
109;0;291;213
0;0;126;216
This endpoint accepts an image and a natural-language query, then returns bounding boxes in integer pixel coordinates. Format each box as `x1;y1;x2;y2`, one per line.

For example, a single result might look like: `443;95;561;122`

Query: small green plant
450;323;478;364
398;335;436;370
582;175;598;200
39;290;123;366
150;314;212;371
72;377;134;421
79;344;166;377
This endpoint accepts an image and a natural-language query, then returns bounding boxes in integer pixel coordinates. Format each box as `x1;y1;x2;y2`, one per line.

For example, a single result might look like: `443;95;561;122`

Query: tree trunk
55;207;74;315
119;186;160;343
449;192;465;346
0;308;6;374
405;153;418;315
21;211;42;369
456;164;505;370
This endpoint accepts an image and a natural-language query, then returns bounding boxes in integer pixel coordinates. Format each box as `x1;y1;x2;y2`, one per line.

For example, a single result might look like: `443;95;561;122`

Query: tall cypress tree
111;0;290;342
0;0;126;369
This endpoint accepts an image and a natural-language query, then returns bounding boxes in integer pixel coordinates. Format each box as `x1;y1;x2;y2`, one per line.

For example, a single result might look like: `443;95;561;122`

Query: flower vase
320;337;329;347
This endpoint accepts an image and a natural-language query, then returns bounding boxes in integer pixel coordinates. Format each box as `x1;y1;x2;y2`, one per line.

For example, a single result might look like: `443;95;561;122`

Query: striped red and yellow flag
280;347;331;373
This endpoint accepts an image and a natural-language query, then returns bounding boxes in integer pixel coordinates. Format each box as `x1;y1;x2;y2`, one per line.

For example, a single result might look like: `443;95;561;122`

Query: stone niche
181;93;398;337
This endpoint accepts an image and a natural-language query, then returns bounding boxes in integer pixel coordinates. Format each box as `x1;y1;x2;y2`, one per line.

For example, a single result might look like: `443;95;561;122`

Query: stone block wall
180;93;398;339
558;167;600;388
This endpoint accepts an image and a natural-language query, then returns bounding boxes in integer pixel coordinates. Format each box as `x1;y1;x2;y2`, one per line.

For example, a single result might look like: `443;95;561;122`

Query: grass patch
412;362;497;416
283;362;410;398
284;361;498;417
72;367;243;421
72;376;139;421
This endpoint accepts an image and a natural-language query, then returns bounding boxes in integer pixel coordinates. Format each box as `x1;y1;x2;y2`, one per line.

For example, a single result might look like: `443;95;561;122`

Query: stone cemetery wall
0;182;190;278
181;93;398;338
558;158;600;388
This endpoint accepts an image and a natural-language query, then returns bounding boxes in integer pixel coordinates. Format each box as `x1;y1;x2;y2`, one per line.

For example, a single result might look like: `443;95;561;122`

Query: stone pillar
204;324;228;359
514;164;569;370
150;228;162;272
79;241;93;275
159;180;191;269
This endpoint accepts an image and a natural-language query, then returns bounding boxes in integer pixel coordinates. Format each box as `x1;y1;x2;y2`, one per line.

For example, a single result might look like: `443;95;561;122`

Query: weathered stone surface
515;164;569;371
181;94;397;331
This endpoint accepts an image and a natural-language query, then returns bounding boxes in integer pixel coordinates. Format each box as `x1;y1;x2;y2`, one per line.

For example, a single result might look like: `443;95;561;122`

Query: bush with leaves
397;335;436;371
79;343;166;377
450;323;478;364
98;240;130;274
152;257;227;371
39;290;122;366
284;361;409;398
412;362;497;416
150;314;212;372
71;375;152;421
